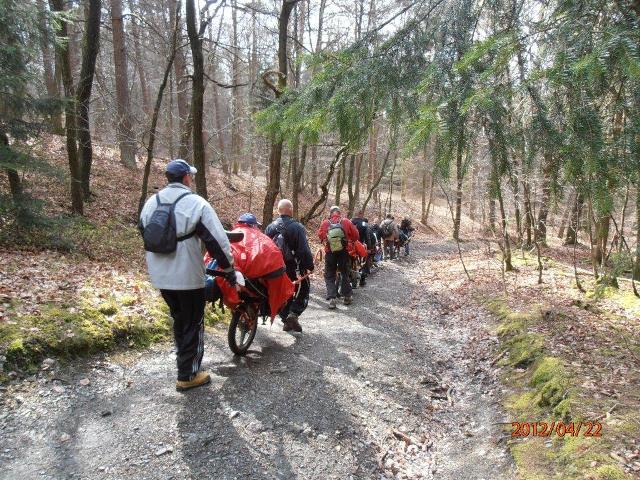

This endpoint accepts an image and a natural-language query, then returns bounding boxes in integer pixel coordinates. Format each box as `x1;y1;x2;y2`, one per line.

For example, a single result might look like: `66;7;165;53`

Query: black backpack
380;221;394;238
274;218;295;264
142;192;194;253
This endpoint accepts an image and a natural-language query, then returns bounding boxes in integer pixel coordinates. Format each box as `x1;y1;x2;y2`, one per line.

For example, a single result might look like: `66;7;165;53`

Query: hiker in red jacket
317;206;360;309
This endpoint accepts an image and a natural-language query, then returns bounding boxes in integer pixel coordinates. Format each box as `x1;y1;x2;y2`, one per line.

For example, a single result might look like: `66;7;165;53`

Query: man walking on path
318;206;360;309
265;199;314;332
380;214;398;260
351;210;374;286
139;159;236;391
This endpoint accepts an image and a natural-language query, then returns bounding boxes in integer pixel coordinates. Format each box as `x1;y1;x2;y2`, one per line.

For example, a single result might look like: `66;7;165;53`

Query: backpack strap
171;191;195;242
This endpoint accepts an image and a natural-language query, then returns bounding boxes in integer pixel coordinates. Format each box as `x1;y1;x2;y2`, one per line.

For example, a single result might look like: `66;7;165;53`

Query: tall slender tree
111;0;137;168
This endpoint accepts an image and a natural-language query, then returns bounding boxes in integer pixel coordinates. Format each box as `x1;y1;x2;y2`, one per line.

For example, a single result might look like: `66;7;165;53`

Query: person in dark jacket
351;210;373;286
265;199;314;332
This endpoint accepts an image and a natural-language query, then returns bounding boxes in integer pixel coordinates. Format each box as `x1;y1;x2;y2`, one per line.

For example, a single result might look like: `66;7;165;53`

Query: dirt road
0;240;514;479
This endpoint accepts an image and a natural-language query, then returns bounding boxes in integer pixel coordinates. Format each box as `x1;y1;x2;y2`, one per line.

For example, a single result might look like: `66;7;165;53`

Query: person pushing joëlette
139;159;236;392
265;199;314;332
317;206;360;309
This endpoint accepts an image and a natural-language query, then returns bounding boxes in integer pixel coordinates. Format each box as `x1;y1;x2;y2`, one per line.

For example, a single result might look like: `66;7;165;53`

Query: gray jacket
139;183;233;290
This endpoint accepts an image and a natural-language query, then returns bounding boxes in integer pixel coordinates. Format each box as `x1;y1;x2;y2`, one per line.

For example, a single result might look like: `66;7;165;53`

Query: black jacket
265;215;314;273
351;217;368;243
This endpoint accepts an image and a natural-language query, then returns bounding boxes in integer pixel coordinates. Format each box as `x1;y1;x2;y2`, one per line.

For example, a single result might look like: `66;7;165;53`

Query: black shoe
360;277;367;287
287;314;302;333
283;313;302;332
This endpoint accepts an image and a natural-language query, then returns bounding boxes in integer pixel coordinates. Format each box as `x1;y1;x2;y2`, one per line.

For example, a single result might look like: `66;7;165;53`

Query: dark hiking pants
279;269;310;320
324;250;352;299
160;288;205;381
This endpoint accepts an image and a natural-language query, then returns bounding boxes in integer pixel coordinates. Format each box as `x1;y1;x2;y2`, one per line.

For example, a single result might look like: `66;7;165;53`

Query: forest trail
0;240;513;479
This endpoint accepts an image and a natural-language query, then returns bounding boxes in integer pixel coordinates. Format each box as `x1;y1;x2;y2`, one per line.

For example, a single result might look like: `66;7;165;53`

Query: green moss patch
0;299;171;376
488;298;633;479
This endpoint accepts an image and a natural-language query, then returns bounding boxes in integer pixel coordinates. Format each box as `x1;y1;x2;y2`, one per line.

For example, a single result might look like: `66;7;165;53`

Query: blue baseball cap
237;213;261;227
166;159;197;177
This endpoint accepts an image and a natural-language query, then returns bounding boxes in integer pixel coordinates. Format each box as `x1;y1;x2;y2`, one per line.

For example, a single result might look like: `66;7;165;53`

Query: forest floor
1;135;639;479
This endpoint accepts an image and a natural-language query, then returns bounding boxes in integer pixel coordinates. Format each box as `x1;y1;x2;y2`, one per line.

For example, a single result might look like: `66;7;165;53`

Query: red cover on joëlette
204;224;294;318
347;240;368;258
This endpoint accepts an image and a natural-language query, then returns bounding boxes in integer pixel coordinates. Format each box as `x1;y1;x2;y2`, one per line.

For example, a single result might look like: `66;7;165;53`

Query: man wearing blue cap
139;159;236;391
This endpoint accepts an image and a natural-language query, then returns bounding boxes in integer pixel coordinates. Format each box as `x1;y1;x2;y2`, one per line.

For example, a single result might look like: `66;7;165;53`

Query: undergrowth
0;287;229;381
486;298;632;480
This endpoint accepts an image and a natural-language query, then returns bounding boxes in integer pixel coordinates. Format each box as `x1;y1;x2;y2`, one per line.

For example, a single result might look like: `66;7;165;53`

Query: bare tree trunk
634;184;640;281
594;214;610;268
169;0;190;160
310;146;318;194
361;149;392;213
400;161;407;202
110;0;137;168
565;192;584;245
300;147;345;225
335;160;345;206
77;0;102;200
139;1;181;215
557;192;573;240
211;86;228;174
249;5;258;177
497;180;513;271
129;4;151;118
50;0;83;214
185;0;207;197
262;0;300;226
425;174;435;225
353;153;362;209
37;0;63;132
535;155;553;245
523;179;533;246
167;69;175;159
292;143;306;218
368;121;378;196
207;16;228;174
230;0;242;175
3;133;22;201
347;154;356;217
453;126;464;240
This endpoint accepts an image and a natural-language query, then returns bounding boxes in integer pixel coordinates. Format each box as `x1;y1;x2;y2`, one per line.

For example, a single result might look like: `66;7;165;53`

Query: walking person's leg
324;252;339;308
338;251;353;303
282;269;306;332
160;290;184;374
163;288;209;391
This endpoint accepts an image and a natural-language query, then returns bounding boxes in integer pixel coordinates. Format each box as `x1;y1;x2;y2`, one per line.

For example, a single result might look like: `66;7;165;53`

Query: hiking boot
359;277;367;287
328;298;337;309
286;313;302;333
283;318;293;332
176;371;211;392
343;296;353;305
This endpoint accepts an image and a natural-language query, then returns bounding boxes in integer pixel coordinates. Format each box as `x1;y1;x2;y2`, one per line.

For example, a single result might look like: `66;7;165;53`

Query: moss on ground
487;298;633;480
0;282;231;379
0;299;172;375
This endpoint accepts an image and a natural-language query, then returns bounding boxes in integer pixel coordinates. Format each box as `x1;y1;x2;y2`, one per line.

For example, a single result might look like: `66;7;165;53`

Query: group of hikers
139;159;414;391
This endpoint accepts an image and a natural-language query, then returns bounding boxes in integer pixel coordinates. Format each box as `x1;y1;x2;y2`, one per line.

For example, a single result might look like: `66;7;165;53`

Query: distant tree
0;0;56;204
50;0;83;214
110;0;137;168
77;0;102;199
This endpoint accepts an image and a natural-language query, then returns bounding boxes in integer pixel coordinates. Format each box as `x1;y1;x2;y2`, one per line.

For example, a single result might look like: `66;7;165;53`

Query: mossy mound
489;298;634;480
0;300;171;375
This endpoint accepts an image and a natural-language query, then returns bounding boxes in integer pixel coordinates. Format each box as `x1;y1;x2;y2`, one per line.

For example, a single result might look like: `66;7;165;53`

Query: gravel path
0;240;514;479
